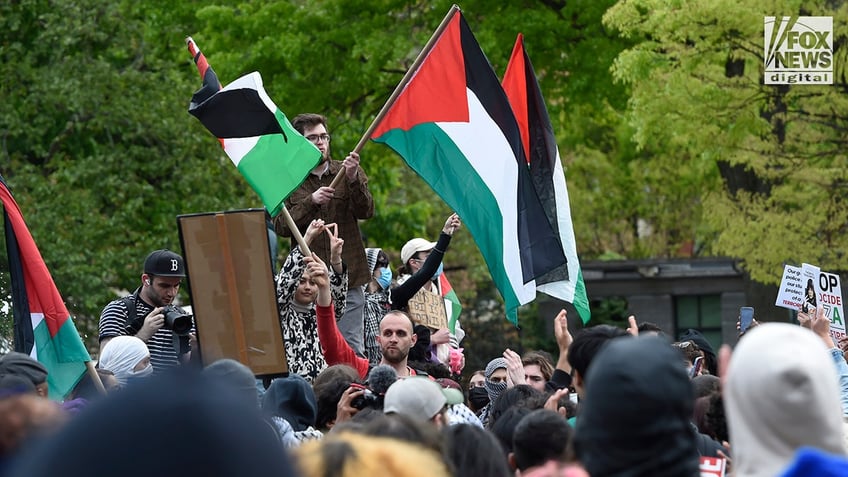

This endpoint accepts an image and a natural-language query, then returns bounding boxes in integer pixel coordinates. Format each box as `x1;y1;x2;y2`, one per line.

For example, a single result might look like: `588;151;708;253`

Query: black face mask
468;386;490;410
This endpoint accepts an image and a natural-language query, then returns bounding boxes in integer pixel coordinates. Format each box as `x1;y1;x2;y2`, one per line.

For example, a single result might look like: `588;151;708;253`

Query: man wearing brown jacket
274;113;374;355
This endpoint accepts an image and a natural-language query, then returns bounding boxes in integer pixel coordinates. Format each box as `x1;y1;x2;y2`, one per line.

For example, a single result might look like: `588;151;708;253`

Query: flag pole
328;3;461;189
85;360;106;394
278;205;312;257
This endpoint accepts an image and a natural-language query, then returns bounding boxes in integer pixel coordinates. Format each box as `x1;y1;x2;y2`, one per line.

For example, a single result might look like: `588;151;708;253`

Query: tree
604;0;848;283
0;0;252;348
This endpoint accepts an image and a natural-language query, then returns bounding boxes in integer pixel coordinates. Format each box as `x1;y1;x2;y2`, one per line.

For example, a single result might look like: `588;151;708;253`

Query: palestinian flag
502;34;591;324
438;273;462;333
371;12;566;323
186;38;321;217
1;174;90;398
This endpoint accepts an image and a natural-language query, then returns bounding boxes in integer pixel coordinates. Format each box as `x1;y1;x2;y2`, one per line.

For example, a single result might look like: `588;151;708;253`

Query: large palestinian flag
371;12;566;323
502;34;591;324
1;174;90;398
187;38;321;217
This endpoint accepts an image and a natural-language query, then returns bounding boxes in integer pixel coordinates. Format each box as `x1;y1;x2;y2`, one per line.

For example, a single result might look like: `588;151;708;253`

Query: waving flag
371;11;566;323
1;174;90;398
438;273;462;333
186;38;321;217
502;34;591;324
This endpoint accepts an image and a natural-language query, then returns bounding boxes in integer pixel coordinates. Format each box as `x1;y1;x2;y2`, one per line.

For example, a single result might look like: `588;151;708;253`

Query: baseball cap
143;249;186;277
383;377;463;421
400;238;437;265
0;351;48;386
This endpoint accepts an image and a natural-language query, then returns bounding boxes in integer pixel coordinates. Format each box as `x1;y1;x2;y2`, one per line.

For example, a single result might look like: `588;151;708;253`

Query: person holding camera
98;249;195;373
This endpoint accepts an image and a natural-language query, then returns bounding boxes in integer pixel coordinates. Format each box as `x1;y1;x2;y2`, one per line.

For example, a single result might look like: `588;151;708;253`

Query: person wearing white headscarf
98;336;152;386
724;323;848;477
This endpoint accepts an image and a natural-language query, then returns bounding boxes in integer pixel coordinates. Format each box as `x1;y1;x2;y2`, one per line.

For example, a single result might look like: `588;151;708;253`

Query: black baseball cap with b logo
143;249;186;277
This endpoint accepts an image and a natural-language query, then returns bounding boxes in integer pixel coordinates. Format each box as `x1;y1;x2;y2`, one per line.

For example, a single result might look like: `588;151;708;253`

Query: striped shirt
98;293;180;373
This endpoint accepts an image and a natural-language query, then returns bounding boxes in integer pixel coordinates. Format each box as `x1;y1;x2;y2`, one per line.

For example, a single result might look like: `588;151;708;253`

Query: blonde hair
294;432;450;477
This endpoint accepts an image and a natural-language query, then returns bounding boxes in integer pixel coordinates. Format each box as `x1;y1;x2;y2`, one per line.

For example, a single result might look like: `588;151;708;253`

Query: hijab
98;336;150;385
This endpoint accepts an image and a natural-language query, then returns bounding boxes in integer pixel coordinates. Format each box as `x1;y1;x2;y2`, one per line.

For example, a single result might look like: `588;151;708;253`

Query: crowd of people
2;113;848;476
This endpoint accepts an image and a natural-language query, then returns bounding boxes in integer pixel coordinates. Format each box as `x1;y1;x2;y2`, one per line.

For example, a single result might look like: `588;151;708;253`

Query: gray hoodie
725;323;847;477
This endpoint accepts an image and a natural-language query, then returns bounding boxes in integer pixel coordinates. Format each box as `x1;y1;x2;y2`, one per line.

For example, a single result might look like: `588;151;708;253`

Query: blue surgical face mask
376;266;392;290
432;262;443;280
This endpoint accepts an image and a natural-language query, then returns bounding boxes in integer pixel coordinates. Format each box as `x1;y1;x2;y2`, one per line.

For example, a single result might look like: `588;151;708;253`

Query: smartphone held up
740;307;755;334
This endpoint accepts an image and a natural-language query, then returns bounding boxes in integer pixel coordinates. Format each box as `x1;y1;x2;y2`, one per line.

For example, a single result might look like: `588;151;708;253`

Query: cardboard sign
177;208;288;375
699;456;726;477
407;287;448;330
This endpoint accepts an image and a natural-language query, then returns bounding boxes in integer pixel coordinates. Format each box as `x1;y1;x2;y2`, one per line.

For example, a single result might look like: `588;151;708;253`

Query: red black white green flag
1;174;90;398
370;11;567;323
502;34;591;324
186;38;321;217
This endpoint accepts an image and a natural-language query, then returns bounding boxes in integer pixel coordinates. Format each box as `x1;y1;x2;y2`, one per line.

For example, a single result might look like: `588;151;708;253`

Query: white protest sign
816;268;845;341
776;264;845;341
775;265;804;309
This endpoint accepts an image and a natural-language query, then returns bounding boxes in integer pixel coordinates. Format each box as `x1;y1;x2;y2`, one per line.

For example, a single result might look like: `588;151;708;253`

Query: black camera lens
350;389;380;410
162;305;193;336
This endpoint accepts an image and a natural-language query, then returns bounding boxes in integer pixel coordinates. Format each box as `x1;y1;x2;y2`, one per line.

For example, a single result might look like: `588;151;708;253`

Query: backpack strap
122;288;144;336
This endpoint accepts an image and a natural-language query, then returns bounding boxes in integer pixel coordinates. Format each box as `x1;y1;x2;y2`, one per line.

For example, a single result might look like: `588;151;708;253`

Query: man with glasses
274;113;374;356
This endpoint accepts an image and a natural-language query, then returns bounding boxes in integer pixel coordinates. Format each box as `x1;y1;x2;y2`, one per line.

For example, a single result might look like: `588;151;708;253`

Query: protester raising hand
810;306;837;348
442;213;462;236
625;315;639;336
503;348;525;388
797;309;813;329
838;336;848;362
304;254;331;308
303;219;326;248
554;309;573;375
325;223;344;275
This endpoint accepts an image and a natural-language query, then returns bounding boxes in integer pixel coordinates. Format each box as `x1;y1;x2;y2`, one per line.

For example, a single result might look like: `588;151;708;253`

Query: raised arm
390;215;461;309
810;307;848;417
546;309;574;391
316;302;369;379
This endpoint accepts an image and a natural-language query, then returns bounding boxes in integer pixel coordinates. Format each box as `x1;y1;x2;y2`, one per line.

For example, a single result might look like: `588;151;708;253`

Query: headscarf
0;352;48;387
9;370;296;477
725;324;847;477
484;357;508;403
98;336;150;385
365;248;382;274
574;336;700;477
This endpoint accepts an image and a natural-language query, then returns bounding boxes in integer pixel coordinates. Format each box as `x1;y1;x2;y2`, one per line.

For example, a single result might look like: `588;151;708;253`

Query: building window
675;295;722;350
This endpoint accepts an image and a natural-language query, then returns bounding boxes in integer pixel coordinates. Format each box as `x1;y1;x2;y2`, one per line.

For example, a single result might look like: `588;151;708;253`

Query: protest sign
775;265;804;309
407;287;449;330
777;263;845;342
699;456;726;477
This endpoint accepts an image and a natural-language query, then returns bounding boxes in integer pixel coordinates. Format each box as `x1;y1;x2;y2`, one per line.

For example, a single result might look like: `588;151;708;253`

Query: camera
350;383;382;410
162;305;193;336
